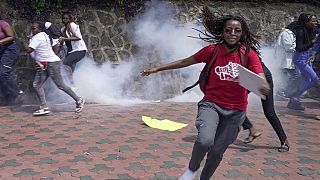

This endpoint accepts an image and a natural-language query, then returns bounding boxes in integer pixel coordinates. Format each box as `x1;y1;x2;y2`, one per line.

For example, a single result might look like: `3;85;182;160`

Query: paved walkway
0;98;319;180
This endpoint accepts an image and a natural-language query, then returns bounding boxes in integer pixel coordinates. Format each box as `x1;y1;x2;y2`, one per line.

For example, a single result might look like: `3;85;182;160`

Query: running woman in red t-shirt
141;7;270;180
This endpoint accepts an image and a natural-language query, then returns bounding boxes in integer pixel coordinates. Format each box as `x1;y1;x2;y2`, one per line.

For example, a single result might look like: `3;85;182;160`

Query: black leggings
63;50;86;72
242;63;287;144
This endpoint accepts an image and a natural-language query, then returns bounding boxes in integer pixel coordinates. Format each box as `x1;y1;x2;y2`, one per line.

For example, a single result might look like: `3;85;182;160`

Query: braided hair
200;6;261;55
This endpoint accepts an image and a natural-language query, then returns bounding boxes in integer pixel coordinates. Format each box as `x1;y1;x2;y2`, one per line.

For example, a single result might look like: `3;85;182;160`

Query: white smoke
73;58;146;105
71;0;206;104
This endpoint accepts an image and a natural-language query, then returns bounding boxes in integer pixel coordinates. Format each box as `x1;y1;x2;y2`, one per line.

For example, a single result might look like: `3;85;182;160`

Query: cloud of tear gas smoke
124;0;206;102
70;0;206;104
73;57;146;105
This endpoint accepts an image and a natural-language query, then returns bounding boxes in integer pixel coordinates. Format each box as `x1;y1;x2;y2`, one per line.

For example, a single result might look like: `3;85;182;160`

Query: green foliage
31;0;47;14
7;0;147;20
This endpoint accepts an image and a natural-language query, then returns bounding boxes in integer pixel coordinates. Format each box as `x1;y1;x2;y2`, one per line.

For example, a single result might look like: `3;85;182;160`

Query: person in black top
242;59;289;152
287;13;319;110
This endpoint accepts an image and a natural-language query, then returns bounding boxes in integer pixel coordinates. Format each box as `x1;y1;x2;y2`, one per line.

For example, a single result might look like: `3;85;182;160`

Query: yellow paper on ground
142;116;188;131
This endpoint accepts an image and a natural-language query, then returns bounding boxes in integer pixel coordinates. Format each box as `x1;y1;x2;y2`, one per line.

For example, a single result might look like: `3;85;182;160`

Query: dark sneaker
75;98;85;113
33;107;50;116
287;98;305;111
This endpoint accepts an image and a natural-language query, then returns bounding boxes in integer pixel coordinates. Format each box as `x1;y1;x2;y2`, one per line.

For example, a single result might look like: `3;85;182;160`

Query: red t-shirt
193;43;263;110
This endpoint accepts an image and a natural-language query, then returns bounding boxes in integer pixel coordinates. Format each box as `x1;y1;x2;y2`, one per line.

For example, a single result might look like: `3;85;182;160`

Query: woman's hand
259;82;270;96
58;37;65;43
140;67;159;76
39;63;45;71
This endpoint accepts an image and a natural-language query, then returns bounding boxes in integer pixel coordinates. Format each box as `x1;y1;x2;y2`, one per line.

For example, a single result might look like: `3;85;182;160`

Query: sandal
243;132;262;143
278;142;290;152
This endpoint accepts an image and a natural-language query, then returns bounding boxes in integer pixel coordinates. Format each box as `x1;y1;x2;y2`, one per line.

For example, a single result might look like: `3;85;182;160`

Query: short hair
33;21;46;32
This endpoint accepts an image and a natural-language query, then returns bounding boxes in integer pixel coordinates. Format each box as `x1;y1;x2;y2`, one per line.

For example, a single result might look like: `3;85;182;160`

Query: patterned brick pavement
0;98;319;180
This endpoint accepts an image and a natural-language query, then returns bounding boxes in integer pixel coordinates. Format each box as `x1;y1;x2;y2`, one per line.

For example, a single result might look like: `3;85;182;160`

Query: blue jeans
291;51;319;98
0;42;21;101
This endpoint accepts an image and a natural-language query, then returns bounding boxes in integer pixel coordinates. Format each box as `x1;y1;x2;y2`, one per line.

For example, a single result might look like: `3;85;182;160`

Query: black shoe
287;98;305;111
278;142;290;152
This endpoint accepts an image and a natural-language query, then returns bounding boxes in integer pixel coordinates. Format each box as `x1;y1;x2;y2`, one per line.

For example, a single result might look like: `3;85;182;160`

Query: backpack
182;43;248;93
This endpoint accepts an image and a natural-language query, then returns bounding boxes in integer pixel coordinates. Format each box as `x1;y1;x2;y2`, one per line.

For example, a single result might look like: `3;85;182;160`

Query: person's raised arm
59;23;81;42
21;41;34;54
59;35;80;42
141;55;198;76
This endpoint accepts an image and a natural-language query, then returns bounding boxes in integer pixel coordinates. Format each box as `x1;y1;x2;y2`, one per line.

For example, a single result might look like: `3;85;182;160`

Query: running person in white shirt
23;21;85;116
274;22;299;98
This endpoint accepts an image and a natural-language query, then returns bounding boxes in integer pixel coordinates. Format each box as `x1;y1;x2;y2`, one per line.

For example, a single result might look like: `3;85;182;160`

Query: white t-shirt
28;32;60;62
61;22;87;53
274;28;296;69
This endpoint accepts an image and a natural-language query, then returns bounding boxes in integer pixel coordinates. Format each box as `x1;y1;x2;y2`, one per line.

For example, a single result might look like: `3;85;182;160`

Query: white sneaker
75;98;85;113
33;107;50;116
179;169;197;180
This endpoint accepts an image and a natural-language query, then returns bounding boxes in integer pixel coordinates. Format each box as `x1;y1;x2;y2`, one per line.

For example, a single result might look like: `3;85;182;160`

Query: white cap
45;22;52;29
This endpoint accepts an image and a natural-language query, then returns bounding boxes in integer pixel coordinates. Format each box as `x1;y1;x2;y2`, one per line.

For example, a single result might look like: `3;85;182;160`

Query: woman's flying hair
196;6;261;54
